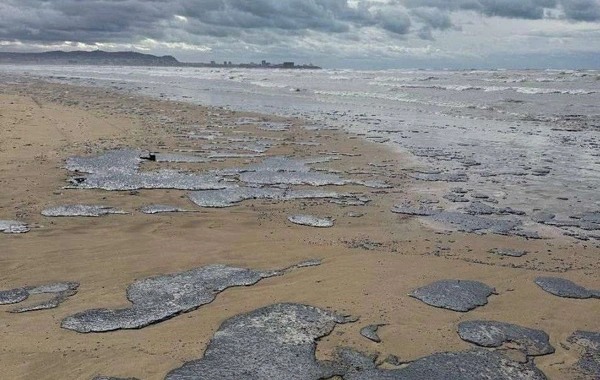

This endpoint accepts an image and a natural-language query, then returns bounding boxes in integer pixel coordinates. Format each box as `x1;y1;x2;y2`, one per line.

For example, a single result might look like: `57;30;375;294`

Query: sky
1;0;600;69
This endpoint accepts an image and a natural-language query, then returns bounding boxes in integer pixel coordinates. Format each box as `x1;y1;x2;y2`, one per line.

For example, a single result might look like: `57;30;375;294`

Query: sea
1;65;599;227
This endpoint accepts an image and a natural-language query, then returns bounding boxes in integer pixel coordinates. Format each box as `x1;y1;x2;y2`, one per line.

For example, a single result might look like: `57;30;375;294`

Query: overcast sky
1;0;599;69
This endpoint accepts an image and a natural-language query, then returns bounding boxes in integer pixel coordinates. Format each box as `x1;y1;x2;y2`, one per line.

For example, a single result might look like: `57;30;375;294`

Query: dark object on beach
150;153;213;163
336;347;547;380
409;279;496;312
288;215;334;228
384;354;402;366
330;195;371;206
360;324;385;343
489;248;528;257
571;211;600;224
391;201;442;216
66;149;227;191
42;205;128;217
240;170;342;186
0;282;79;312
224;155;388;188
514;230;542;239
164;302;547;380
139;205;190;214
458;320;554;356
61;261;319;333
0;220;30;234
66;149;147;173
0;288;29;305
67;150;387;201
189;187;346;208
443;193;470;203
165;303;354;380
411;172;468;182
567;330;600;378
259;122;290;131
463;201;496;215
391;206;441;216
531;211;600;231
345;211;365;218
531;211;556;224
534;277;600;299
531;168;550;176
429;211;521;235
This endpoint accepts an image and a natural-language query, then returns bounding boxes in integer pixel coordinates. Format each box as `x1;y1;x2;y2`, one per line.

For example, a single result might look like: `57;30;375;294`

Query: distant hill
0;50;321;69
0;50;180;66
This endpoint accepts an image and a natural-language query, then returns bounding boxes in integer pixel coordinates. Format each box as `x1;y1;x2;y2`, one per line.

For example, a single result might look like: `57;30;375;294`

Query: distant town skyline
1;0;600;69
0;50;322;69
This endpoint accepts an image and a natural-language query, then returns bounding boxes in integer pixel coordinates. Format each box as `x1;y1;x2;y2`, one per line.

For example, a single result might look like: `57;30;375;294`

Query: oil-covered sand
0;81;598;379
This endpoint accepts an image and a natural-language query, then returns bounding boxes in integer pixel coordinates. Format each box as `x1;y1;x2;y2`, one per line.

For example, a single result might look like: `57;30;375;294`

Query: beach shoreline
1;79;598;379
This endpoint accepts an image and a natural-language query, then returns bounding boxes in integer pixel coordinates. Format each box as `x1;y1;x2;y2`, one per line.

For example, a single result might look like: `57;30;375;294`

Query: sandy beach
1;80;599;380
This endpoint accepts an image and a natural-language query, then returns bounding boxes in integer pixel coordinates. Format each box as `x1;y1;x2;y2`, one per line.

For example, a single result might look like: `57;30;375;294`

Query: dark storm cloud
409;7;453;29
0;0;599;47
178;0;373;33
561;0;600;21
478;0;556;19
0;0;407;44
0;0;173;43
375;7;412;34
402;0;482;12
180;0;416;36
402;0;600;22
402;0;558;19
417;27;434;40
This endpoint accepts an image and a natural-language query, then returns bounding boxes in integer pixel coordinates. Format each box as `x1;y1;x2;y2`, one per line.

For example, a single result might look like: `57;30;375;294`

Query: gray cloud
561;0;600;21
478;0;557;19
409;7;453;29
0;0;599;66
0;0;173;43
178;0;372;33
0;0;383;45
402;0;482;12
375;7;412;34
402;0;600;22
0;0;598;46
417;27;434;40
402;0;563;20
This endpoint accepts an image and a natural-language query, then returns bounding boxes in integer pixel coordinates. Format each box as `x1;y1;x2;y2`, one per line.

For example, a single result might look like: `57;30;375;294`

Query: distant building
0;51;322;69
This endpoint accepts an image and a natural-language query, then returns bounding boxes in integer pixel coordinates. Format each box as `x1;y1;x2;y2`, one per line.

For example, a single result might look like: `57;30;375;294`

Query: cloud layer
1;0;599;67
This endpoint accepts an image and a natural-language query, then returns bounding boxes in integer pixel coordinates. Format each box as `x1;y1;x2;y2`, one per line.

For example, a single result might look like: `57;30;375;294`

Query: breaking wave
369;82;595;95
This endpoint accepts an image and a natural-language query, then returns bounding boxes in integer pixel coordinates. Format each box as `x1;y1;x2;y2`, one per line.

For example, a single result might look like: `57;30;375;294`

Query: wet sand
0;81;599;379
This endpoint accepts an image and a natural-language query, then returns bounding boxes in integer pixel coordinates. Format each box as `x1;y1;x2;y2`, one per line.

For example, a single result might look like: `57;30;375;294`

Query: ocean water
2;65;599;223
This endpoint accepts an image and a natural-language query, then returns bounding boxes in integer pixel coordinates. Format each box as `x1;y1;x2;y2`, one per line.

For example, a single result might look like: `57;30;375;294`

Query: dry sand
0;81;599;380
